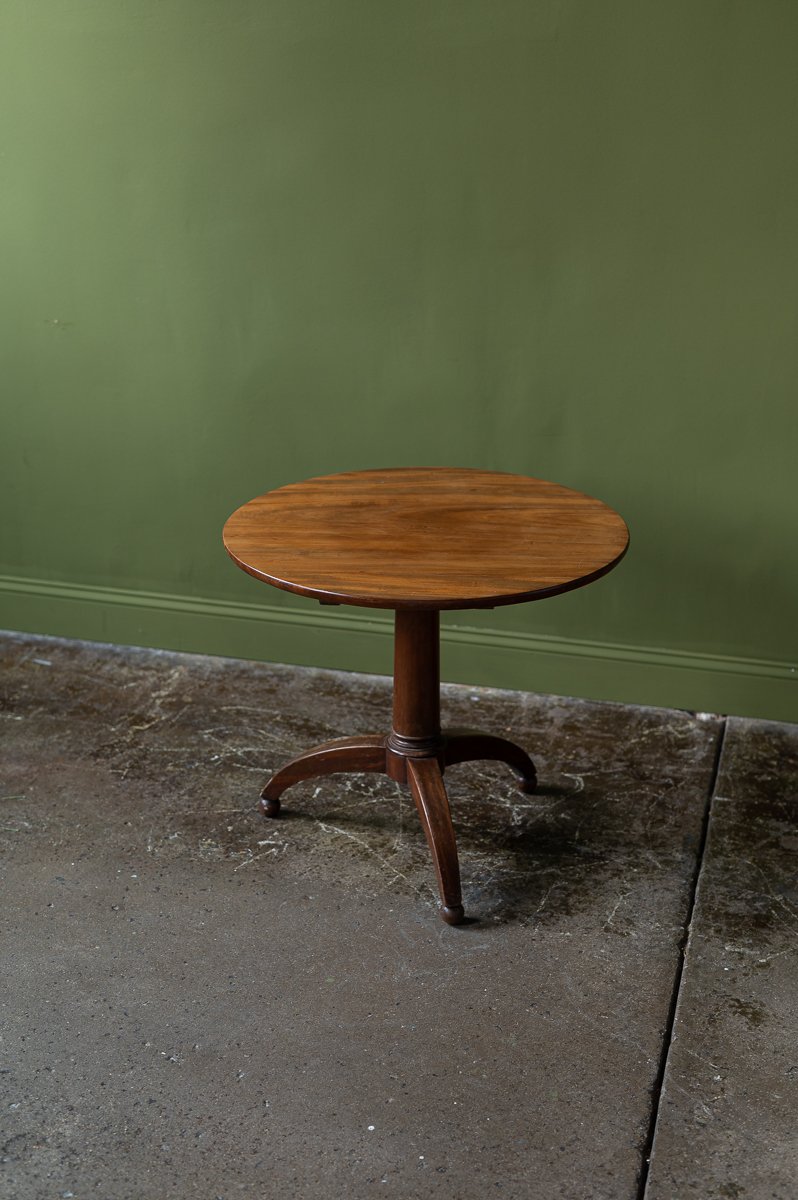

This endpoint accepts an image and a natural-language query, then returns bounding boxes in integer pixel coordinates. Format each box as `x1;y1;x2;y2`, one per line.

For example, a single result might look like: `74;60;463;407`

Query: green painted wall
2;1;796;719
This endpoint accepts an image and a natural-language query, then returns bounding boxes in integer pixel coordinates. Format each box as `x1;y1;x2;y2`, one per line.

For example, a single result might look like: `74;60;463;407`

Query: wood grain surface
223;467;629;610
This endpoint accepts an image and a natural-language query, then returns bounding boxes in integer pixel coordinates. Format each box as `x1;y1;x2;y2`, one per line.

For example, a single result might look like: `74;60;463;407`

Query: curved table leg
444;729;537;794
406;757;464;926
260;735;387;816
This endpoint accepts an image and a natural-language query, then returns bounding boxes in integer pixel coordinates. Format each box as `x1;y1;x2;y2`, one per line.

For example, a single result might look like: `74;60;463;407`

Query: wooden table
223;468;629;924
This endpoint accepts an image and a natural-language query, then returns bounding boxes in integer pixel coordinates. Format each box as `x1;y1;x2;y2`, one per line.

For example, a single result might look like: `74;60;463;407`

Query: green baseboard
0;574;795;722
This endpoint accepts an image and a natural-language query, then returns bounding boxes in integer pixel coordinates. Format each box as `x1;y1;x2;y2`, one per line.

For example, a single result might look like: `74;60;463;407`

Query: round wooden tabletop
223;467;629;611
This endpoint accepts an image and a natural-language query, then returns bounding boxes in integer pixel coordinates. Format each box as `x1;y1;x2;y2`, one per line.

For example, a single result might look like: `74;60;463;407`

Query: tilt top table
223;467;629;925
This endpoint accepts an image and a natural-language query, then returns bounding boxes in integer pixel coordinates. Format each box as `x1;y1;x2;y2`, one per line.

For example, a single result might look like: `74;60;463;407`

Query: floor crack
636;716;728;1199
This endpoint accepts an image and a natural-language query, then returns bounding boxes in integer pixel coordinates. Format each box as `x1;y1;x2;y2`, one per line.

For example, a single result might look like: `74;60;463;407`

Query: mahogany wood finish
406;758;464;926
259;735;387;817
225;468;629;924
387;609;442;775
223;467;629;610
444;730;537;794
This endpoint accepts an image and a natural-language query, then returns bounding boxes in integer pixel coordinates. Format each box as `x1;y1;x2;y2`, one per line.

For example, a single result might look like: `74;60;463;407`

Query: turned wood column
386;609;442;779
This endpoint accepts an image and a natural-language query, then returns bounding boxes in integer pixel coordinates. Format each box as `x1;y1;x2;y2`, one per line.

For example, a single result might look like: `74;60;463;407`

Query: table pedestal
260;610;537;925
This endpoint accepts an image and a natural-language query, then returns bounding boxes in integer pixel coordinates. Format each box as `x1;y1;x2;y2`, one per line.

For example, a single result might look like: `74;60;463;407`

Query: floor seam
635;716;729;1200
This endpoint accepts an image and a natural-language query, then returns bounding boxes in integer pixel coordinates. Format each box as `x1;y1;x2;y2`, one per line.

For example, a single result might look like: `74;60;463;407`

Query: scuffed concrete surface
645;718;798;1200
0;633;724;1198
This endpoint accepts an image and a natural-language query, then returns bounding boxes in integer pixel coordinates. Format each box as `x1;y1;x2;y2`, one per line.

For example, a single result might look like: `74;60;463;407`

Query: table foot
444;729;537;794
259;735;387;817
406;757;464;923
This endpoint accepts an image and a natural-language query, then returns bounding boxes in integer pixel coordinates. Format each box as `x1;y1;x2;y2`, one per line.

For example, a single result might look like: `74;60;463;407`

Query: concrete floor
1;633;795;1200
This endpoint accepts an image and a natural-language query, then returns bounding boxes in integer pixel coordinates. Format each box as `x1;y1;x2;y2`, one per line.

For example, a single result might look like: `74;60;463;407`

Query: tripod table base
259;729;536;925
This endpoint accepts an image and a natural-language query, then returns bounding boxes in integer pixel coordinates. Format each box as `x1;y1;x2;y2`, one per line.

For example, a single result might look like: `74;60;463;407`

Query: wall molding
0;573;795;721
